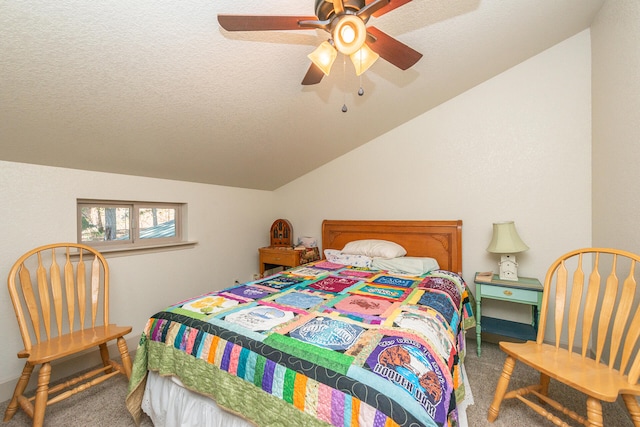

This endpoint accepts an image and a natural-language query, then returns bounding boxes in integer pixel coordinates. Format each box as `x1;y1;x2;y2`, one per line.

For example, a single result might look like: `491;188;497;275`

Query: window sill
90;241;198;258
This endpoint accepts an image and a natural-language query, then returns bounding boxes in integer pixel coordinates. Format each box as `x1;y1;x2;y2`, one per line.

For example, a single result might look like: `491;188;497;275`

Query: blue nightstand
474;272;543;356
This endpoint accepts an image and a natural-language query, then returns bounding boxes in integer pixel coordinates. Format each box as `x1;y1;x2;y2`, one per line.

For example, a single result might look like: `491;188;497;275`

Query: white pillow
371;257;440;276
341;239;407;259
323;249;373;268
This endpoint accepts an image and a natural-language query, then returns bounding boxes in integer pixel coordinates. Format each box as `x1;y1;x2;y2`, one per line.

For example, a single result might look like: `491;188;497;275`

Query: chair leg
117;336;132;379
538;373;550;403
33;362;51;427
622;394;640;427
99;343;113;374
3;362;34;422
487;355;516;422
586;397;603;427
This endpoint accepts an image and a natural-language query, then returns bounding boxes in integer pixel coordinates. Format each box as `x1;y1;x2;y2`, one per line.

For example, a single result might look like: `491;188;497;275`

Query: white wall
276;31;593;328
590;0;640;366
0;161;275;399
591;1;640;254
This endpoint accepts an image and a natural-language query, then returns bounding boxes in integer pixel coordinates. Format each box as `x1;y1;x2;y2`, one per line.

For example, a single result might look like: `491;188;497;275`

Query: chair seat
500;340;640;402
22;324;133;365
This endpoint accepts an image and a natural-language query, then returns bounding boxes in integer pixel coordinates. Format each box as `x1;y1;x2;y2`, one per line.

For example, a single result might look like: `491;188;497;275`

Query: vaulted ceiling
1;0;604;190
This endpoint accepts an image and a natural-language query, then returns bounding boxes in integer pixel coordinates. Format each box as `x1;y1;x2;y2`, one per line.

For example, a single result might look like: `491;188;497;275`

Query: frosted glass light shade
308;41;337;76
486;221;529;253
350;44;379;76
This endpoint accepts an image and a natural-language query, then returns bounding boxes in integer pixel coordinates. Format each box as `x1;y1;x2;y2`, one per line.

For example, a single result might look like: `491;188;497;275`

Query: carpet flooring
463;339;634;426
0;339;634;426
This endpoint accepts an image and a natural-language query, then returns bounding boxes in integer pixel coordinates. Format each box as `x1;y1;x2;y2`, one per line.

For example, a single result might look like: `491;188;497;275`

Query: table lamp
486;221;529;281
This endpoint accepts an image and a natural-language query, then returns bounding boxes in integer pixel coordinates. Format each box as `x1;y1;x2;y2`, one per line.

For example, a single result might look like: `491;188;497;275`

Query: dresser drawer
481;284;539;304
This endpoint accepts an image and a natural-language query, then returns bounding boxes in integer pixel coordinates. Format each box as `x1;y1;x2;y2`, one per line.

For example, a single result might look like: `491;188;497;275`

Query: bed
126;220;475;427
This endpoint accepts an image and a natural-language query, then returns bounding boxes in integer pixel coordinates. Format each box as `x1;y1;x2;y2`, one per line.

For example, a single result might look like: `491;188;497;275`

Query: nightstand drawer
260;251;297;266
481;284;539;304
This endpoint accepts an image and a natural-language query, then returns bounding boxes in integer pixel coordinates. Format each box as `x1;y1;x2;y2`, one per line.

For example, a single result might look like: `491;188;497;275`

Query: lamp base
498;254;519;281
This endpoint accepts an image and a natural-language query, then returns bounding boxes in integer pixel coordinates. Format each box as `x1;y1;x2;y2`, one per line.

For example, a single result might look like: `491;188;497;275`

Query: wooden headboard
321;220;463;275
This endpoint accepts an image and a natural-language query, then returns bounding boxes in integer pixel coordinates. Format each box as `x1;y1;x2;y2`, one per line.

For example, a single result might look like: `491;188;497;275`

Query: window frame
77;199;187;251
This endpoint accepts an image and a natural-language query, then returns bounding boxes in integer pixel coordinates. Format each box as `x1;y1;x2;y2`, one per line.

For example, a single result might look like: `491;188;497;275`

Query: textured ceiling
1;0;605;190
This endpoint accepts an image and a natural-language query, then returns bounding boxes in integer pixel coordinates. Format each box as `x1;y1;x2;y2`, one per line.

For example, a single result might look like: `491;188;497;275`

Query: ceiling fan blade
218;15;319;31
301;63;325;85
366;26;422;70
358;0;390;22
298;18;332;31
333;0;345;15
366;0;412;18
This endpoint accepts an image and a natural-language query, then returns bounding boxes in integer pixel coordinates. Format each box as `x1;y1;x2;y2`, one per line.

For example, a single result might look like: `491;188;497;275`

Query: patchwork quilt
126;260;475;427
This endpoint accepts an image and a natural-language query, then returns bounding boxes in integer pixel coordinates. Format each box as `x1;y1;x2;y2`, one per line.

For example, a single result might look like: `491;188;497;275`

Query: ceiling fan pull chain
342;55;348;113
358;54;365;96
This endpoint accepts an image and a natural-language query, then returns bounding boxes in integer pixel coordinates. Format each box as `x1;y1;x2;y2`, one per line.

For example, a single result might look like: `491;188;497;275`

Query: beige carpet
463;338;634;426
0;339;634;426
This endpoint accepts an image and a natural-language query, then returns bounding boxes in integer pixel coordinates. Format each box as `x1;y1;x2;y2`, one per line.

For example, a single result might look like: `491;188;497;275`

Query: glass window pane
80;206;130;242
138;208;176;239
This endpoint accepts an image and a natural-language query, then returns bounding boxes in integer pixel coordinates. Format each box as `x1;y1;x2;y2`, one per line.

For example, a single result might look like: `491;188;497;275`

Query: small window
78;199;185;249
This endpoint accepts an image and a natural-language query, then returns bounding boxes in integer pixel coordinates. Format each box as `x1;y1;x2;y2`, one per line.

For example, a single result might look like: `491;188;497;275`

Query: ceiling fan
218;0;423;85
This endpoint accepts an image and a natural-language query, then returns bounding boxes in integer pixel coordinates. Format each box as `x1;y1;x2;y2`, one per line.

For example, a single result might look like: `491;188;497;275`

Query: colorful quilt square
364;335;452;426
223;285;273;301
256;275;305;291
274;291;327;309
312;260;345;270
417;292;458;328
288;267;328;278
338;269;378;280
308;276;359;293
371;275;417;288
352;284;409;301
223;306;295;332
334;295;392;316
391;309;455;359
418;277;461;308
289;316;365;351
181;295;239;315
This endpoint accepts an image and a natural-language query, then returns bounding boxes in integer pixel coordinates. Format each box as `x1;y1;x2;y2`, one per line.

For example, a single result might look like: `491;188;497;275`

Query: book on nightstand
476;271;493;282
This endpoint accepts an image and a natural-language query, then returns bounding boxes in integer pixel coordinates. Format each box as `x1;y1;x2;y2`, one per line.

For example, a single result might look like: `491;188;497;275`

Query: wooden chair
487;248;640;427
4;243;132;427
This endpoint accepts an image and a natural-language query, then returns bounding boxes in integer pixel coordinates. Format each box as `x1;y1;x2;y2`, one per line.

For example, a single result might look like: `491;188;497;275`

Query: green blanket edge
126;334;330;427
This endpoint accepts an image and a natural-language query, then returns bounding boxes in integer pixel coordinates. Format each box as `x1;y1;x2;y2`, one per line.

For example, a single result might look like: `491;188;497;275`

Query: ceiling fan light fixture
350;43;379;76
340;25;356;44
308;41;338;76
332;15;366;55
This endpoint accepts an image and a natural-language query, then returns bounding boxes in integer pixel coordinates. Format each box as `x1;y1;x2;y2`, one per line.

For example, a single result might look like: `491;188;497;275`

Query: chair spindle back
537;248;640;384
7;243;110;353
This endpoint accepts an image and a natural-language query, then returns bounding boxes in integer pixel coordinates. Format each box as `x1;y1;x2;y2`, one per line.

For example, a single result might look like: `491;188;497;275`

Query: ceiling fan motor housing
315;0;365;21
